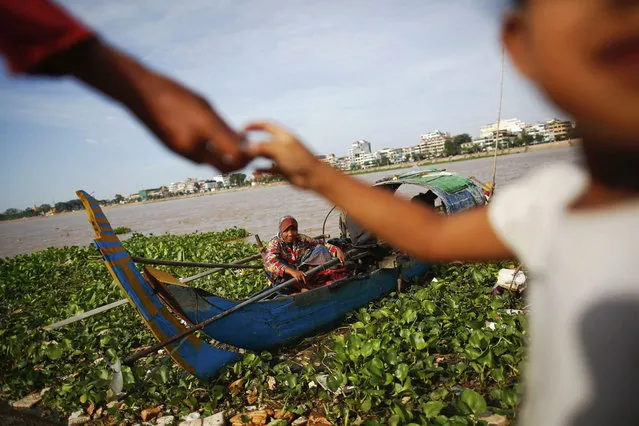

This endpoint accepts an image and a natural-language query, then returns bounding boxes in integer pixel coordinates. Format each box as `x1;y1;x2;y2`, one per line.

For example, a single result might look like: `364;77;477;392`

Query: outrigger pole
42;253;263;331
130;256;262;269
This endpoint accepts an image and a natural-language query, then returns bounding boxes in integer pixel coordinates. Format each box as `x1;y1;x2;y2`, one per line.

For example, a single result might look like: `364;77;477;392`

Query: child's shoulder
492;162;587;213
487;162;588;266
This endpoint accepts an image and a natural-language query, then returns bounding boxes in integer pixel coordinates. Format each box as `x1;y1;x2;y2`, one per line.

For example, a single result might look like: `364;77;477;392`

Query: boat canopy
374;169;486;213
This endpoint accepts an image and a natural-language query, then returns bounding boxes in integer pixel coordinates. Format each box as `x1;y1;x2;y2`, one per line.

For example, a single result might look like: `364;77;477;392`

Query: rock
478;413;509;426
246;388;258;404
202;411;225;426
11;391;42;409
266;376;276;391
156;415;175;426
86;404;96;416
178;411;203;426
308;413;333;426
248;410;268;425
141;406;163;422
229;378;246;394
291;416;308;426
106;401;121;409
273;409;294;422
230;410;269;425
68;410;90;426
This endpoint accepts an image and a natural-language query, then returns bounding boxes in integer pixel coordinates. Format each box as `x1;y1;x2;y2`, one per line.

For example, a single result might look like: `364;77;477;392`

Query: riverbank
348;139;580;177
2;141;578;224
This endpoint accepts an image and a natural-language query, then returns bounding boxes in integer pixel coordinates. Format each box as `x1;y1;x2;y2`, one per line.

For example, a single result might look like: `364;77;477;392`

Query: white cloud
0;0;562;210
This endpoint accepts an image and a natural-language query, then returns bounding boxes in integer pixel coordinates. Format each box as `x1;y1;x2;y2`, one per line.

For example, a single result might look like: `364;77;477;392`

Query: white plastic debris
495;268;527;292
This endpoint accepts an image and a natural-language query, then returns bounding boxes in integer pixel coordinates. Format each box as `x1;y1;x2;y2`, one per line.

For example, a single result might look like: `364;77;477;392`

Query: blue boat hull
170;260;429;350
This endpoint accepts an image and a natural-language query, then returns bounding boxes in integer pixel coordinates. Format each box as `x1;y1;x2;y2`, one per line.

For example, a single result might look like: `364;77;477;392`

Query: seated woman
264;216;346;292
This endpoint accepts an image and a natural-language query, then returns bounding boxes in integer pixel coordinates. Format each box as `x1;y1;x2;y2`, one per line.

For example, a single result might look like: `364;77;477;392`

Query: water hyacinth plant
1;229;526;425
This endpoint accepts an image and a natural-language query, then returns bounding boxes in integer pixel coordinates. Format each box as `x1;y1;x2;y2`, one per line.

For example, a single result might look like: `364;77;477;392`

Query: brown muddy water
0;148;580;258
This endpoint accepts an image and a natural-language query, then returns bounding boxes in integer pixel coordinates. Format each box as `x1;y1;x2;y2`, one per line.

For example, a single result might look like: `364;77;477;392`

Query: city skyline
0;0;565;211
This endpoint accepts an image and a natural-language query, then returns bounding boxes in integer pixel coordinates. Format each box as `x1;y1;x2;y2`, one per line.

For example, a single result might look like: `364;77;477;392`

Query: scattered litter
495;268;526;292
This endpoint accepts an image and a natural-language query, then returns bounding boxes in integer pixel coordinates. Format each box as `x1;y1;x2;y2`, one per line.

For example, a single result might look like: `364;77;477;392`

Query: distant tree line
0;198;94;221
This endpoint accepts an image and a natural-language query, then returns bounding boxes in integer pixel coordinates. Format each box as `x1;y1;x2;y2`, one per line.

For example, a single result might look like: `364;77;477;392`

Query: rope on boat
489;45;507;199
130;256;263;269
322;205;338;237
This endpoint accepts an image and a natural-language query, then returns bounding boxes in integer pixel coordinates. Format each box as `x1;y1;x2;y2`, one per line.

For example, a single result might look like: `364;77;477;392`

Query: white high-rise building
348;139;373;167
419;130;450;157
479;118;526;138
348;140;371;158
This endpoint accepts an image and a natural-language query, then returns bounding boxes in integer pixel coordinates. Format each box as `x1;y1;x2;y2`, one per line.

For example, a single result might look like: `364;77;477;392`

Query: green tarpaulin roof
377;169;474;194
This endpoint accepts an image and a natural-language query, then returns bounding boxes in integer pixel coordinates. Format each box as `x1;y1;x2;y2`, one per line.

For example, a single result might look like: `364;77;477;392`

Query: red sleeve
0;0;94;73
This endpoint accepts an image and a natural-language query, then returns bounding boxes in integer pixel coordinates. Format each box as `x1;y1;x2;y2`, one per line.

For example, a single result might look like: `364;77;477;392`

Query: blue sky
0;0;563;211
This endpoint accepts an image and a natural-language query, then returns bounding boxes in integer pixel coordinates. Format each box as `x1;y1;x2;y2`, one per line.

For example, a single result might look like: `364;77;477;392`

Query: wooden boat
76;169;485;380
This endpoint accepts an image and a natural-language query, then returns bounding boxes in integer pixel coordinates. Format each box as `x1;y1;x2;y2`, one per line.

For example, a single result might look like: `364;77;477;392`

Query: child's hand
243;121;323;189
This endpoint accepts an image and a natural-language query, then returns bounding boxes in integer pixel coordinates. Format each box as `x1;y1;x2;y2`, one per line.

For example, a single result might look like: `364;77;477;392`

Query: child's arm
245;121;513;262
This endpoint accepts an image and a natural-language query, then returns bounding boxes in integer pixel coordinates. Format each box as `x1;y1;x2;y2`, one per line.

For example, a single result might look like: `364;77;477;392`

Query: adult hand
242;121;324;189
61;41;250;173
286;268;307;286
128;73;250;173
335;247;346;264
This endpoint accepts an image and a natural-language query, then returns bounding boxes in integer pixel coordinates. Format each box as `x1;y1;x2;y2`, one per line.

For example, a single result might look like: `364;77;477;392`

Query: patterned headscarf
279;216;298;235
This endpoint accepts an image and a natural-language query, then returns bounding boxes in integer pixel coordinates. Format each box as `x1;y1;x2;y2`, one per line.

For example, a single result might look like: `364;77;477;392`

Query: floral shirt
264;234;337;277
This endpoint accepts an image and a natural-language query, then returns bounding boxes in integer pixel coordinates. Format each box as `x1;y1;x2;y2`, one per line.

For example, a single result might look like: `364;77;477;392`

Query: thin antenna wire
490;45;506;197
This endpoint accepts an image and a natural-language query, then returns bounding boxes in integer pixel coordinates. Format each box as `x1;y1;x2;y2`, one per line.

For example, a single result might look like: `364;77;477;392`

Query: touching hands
243;121;325;189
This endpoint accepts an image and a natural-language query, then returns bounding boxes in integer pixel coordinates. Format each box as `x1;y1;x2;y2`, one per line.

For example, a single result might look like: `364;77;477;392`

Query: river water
0;147;580;258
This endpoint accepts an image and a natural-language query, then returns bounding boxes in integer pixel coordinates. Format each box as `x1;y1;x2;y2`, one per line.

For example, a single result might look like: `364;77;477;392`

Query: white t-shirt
488;163;639;426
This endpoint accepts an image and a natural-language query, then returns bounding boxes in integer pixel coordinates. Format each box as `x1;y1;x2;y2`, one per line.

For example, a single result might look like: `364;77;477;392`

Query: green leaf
360;344;374;358
460;389;487;415
360;397;372;413
502;388;520;408
388;414;401;426
157;364;171;384
422;300;436;314
395;363;409;382
385;350;399;365
477;350;493;367
409;332;427;350
469;330;486;348
491;366;505;382
285;374;297;389
423;400;446;418
45;343;63;360
402;308;417;324
368;357;385;378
